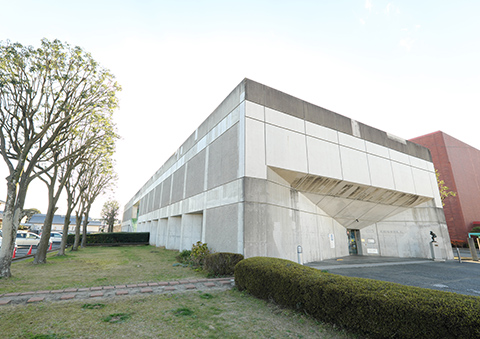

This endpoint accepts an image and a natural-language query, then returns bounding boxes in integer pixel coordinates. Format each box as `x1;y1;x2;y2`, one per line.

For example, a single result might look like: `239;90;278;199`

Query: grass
0;246;357;338
0;246;205;293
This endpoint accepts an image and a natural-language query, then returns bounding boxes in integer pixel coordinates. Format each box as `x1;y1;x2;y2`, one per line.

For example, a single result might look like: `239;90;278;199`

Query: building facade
122;79;453;263
410;131;480;244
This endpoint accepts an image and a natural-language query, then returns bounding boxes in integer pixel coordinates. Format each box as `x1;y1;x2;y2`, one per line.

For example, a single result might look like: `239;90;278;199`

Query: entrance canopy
271;167;432;229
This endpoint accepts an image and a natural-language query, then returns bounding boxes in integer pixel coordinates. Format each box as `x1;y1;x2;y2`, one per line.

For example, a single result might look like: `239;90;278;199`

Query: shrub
235;257;480;339
451;240;468;248
204;252;244;276
176;250;192;264
190;241;211;267
66;232;149;245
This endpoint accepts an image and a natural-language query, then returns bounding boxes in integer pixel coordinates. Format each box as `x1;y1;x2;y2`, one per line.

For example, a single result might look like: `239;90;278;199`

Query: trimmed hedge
235;257;480;339
66;232;149;245
204;252;244;276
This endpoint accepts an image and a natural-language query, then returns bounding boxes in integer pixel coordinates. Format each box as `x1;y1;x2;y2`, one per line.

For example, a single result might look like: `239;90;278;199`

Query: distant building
122;79;453;262
27;214;103;234
410;131;480;244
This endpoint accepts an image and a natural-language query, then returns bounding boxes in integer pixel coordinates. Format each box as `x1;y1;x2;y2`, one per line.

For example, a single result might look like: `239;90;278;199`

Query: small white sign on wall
329;233;335;248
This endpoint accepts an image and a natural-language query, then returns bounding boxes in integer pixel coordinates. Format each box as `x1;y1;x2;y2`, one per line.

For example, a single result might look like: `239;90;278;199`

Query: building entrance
347;229;361;255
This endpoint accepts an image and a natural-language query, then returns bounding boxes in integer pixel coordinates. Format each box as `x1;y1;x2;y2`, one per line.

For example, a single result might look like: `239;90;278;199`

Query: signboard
329;233;335;248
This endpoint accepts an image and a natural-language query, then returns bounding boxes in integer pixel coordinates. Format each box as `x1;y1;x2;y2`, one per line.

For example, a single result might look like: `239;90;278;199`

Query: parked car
16;231;52;247
40;231;63;243
0;235;18;251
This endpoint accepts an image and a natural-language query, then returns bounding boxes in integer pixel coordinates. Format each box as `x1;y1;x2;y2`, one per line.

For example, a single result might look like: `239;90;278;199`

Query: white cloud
359;18;366;25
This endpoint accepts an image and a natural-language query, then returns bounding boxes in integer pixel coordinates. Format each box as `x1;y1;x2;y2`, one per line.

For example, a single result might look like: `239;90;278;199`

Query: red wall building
410;131;480;244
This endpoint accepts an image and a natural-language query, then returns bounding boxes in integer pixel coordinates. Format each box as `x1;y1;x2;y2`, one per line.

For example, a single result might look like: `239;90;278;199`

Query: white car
0;235;18;251
45;231;63;243
16;231;52;247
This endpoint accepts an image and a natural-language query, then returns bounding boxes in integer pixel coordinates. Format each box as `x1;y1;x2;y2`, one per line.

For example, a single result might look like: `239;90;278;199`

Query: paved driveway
306;255;480;297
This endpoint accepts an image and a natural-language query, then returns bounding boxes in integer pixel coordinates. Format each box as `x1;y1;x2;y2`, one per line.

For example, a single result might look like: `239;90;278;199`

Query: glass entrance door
347;229;360;255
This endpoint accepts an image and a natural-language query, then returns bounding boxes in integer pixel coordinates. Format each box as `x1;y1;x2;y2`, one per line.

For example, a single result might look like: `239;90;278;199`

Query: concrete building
410;131;480;245
122;79;453;262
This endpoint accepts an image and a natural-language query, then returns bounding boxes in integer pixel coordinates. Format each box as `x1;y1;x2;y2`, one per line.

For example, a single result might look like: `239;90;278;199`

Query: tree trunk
72;212;82;251
57;208;73;256
0;205;21;278
33;186;56;264
81;208;90;248
0;175;28;278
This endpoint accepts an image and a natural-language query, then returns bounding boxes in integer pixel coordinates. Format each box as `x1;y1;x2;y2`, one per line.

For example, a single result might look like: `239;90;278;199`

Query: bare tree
102;200;120;233
71;155;117;251
0;39;120;277
57;164;87;256
34;110;118;263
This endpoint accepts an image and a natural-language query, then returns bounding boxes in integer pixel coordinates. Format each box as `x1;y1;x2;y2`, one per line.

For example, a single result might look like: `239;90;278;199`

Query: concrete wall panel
166;216;181;250
153;186;162;210
390;149;410;165
149;220;157;246
206;179;243;209
157;218;168;247
338;133;366;151
339;146;371;185
307;136;342;180
161;177;171;207
366;140;390;158
207;124;239;190
171;166;186;203
244;202;268;257
391;162;416;194
205;204;240;253
367;154;395;190
266;124;308;173
266;108;305;134
185;149;206;198
245;118;267;179
412;167;434;197
306;122;338;144
245;100;264;121
180;213;202;251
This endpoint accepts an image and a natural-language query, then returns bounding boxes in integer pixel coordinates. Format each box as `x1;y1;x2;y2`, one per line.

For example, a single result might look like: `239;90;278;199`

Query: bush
66;232;149;245
176;250;192;264
204;252;244;276
190;241;210;267
451;240;468;248
235;257;480;339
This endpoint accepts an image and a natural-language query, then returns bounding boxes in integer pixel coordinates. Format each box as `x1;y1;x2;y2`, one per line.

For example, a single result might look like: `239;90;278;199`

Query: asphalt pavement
14;243;62;258
305;249;480;297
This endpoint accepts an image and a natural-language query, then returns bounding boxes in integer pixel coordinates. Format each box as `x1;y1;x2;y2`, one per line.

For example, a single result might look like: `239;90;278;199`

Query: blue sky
1;0;479;217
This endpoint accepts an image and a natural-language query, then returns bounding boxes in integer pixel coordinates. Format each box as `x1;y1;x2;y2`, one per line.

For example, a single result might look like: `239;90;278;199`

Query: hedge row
66;232;149;245
235;257;480;339
204;252;244;276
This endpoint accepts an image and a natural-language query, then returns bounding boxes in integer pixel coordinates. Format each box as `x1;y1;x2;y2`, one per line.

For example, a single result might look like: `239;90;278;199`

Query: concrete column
468;238;479;261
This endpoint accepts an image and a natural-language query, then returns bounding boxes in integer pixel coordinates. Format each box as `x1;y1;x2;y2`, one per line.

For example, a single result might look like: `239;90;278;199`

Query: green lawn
0;246;357;338
0;246;204;293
